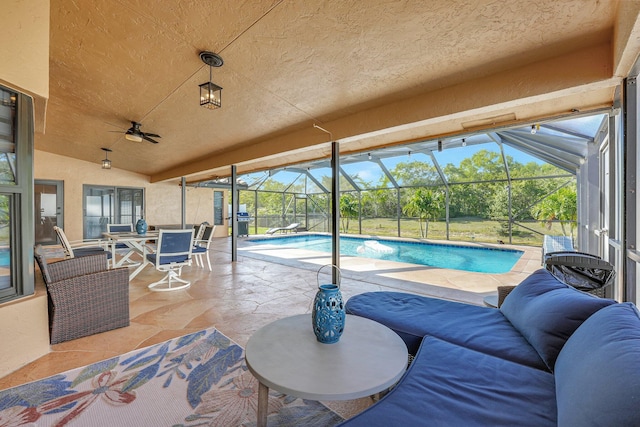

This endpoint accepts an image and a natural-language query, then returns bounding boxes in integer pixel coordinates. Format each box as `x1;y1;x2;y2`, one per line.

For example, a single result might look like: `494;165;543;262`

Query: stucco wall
0;281;49;378
0;152;228;378
35;150;228;241
0;0;49;130
0;1;52;377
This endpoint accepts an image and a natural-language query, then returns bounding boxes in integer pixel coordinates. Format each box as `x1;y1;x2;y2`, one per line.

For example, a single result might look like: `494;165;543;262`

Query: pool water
250;235;523;274
0;250;9;267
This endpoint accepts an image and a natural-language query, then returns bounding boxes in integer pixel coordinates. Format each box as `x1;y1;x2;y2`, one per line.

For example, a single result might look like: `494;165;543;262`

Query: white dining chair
146;229;194;291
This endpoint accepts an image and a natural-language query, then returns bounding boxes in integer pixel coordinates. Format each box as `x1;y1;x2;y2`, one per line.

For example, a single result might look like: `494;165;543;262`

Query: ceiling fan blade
144;133;161;138
143;135;159;144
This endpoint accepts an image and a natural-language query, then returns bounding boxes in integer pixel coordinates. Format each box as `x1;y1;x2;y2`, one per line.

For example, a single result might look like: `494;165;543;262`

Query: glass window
0;90;16;185
83;185;144;239
214;191;224;225
0;86;34;304
0;194;11;290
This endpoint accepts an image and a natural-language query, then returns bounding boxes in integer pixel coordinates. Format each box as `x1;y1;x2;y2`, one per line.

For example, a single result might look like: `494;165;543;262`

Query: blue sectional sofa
340;269;640;426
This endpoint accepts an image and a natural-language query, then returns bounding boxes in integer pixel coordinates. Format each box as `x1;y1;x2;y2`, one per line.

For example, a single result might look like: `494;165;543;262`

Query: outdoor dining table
102;230;159;279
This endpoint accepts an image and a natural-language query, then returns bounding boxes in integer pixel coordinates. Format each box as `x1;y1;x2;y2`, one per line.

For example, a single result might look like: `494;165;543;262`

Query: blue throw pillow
500;269;615;371
554;303;640;426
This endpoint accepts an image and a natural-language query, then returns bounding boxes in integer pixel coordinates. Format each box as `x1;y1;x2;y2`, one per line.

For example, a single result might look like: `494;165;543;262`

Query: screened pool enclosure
194;113;609;248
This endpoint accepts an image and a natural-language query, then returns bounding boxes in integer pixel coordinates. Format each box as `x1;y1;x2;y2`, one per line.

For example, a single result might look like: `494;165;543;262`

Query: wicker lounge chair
34;247;130;344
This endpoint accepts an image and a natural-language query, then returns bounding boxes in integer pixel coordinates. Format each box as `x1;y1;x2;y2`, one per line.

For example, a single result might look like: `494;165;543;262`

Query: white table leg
111;241;118;268
257;381;269;427
128;242;150;279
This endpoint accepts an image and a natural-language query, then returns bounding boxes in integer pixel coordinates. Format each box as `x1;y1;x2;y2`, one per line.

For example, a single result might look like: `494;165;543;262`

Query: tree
533;186;577;238
386;161;441;187
361;189;393;218
339;194;358;233
402;188;443;238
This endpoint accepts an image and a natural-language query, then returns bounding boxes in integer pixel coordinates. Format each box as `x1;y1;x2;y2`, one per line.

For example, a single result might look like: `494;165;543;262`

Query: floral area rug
0;328;344;426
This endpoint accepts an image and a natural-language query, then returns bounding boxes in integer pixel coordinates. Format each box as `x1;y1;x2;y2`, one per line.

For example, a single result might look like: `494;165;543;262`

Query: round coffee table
245;314;408;427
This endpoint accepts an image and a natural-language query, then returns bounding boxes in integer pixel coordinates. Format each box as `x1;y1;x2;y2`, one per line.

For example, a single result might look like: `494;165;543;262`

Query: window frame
82;184;145;239
0;88;34;304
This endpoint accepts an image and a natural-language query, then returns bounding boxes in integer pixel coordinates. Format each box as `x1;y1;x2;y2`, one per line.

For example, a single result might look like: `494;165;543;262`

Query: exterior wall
35;150;228;241
0;1;51;377
0;151;229;377
0;281;49;377
0;0;49;130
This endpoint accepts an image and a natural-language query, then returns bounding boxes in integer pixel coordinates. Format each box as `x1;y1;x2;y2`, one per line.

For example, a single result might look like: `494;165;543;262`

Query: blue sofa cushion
346;291;546;370
500;269;615;371
555;303;640;426
338;336;557;427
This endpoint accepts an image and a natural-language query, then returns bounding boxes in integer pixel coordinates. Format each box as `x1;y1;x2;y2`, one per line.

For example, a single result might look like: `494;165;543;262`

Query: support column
231;165;238;262
181;177;186;229
624;76;638;303
331;141;340;280
397;189;401;237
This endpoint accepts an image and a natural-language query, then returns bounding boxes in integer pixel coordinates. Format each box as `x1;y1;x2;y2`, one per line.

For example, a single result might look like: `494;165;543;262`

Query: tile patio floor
0;236;542;420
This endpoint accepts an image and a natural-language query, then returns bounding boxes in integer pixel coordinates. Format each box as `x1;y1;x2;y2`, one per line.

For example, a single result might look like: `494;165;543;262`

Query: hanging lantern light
199;51;223;110
101;147;112;169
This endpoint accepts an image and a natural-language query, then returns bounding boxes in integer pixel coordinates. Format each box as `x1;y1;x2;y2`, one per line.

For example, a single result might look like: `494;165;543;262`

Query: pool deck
1;234;541;420
239;233;542;306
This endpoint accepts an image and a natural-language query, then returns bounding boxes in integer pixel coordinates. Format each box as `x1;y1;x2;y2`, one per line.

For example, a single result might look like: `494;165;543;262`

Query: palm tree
402;188;443;238
339;194;358;233
533;186;577;239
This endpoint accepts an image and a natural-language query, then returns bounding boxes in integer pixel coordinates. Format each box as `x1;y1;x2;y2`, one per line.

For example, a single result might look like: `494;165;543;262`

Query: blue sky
244;142;546;189
339;142;544;186
242;114;604;188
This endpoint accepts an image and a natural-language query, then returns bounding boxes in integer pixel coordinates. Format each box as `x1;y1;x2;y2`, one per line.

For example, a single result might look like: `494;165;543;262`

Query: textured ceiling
38;0;640;183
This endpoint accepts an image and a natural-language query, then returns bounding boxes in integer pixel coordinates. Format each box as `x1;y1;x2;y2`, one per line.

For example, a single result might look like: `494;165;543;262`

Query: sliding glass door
35;180;63;245
83;185;144;239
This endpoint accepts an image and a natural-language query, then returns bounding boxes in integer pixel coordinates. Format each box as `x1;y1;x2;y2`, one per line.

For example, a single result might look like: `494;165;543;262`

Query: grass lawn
249;217;573;247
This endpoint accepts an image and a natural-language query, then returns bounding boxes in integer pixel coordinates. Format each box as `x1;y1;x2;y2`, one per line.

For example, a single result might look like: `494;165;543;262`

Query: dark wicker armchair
34;249;130;344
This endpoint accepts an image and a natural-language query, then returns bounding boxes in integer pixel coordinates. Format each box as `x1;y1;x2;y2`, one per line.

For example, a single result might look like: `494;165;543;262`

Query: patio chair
107;223;133;233
53;225;112;260
542;235;575;264
193;223;206;241
266;222;300;235
34;246;130;344
146;229;194;292
192;225;216;271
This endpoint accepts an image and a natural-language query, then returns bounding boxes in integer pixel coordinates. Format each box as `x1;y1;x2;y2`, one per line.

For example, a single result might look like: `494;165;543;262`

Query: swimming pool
249;235;523;274
0;250;9;267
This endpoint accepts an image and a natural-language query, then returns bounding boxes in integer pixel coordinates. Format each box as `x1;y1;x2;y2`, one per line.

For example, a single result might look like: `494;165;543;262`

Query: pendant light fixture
199;51;224;110
101;147;112;169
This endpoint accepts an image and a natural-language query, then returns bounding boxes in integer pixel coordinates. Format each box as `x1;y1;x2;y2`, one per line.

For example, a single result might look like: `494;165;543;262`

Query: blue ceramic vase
312;266;345;344
135;218;147;235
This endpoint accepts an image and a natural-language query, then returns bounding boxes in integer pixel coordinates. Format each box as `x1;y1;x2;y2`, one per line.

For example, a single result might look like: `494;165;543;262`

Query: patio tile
1;236;539;419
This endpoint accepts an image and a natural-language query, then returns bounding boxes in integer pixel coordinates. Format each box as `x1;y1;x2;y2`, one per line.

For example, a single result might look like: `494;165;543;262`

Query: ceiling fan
115;121;161;144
